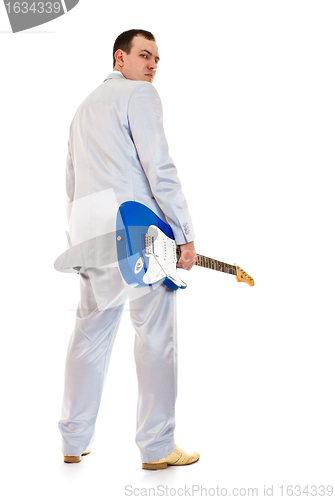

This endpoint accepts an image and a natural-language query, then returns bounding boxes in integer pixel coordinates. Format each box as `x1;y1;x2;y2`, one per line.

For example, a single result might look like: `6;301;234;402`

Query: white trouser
58;266;178;463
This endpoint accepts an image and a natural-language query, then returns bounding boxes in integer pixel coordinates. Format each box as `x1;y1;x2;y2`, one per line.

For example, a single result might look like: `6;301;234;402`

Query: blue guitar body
116;201;185;291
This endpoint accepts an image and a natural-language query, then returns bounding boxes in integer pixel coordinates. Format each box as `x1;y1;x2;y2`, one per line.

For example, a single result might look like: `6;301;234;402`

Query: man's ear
114;49;125;67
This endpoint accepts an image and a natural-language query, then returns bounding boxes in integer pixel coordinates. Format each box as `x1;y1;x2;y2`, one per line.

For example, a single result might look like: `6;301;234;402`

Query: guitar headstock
235;265;254;286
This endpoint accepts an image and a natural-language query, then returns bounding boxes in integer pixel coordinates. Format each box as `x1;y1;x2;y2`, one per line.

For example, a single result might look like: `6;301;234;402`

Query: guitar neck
176;246;237;276
195;253;237;275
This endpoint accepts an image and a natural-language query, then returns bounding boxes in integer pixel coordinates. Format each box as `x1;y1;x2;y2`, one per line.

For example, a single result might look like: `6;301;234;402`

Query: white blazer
56;71;195;272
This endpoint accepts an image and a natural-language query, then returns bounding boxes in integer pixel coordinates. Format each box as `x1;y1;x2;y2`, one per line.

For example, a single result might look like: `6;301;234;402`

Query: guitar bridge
142;225;186;288
144;232;155;255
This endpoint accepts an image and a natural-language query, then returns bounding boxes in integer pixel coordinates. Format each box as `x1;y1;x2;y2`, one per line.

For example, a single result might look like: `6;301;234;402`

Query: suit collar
104;71;126;82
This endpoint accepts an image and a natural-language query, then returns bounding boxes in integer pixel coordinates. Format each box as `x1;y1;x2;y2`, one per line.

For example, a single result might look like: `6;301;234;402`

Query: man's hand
177;241;197;271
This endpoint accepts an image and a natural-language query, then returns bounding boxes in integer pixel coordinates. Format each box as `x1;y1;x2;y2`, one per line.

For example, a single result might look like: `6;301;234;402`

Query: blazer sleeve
128;83;195;245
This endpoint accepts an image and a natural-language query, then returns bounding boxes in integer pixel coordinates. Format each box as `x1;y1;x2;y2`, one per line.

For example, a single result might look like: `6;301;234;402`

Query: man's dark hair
113;29;156;68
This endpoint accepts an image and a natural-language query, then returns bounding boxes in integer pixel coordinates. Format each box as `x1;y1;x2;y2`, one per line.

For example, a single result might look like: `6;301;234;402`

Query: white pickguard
141;226;187;288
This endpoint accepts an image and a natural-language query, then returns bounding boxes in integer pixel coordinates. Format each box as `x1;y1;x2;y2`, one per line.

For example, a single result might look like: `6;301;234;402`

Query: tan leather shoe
142;445;200;470
63;447;91;463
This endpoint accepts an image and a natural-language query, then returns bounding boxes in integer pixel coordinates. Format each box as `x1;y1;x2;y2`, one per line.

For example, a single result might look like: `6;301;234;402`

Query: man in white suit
58;29;200;470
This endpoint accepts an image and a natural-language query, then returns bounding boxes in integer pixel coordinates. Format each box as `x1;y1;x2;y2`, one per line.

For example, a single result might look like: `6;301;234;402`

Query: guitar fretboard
176;247;237;276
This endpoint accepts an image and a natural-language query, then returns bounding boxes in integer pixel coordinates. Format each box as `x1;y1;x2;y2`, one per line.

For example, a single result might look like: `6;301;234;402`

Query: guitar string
176;247;237;276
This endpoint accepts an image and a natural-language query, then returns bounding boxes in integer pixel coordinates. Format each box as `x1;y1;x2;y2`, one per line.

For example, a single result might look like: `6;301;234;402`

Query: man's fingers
185;262;195;271
177;258;196;271
177;250;197;270
182;250;190;260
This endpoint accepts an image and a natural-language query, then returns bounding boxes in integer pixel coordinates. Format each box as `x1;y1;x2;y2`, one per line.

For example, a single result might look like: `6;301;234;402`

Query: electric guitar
116;201;254;290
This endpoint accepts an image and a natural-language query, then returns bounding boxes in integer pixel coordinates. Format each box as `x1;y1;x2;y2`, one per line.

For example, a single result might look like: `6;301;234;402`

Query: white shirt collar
103;70;126;82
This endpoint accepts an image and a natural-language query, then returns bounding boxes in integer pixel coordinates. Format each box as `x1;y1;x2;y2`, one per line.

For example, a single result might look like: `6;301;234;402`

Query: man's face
116;35;160;83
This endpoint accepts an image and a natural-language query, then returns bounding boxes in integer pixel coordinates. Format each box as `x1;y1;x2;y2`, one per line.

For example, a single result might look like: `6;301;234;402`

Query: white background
1;1;334;498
